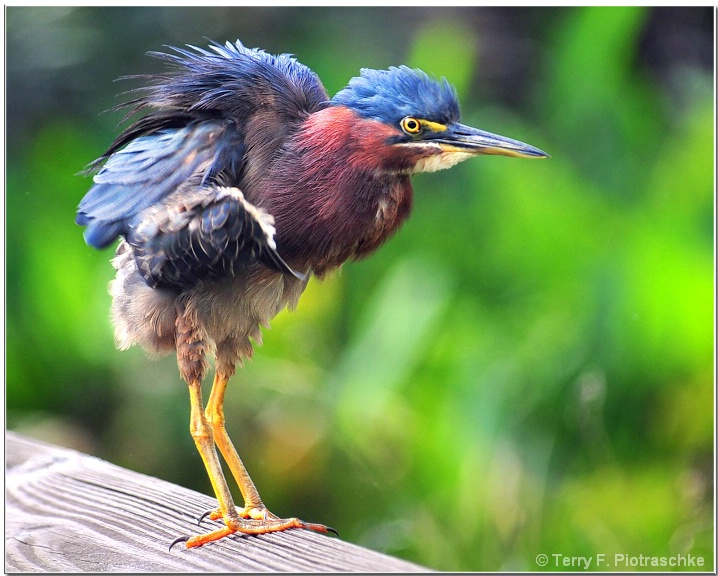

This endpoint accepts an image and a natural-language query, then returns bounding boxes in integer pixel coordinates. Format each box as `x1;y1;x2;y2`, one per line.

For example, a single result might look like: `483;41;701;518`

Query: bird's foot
197;505;272;524
174;508;336;549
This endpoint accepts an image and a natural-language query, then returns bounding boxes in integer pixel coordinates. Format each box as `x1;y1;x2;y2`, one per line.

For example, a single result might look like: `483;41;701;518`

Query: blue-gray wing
126;187;304;289
76;120;242;249
76;39;327;288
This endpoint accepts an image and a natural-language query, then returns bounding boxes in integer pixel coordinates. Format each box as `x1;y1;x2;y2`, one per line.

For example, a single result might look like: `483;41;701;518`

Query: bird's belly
186;267;309;354
110;242;308;360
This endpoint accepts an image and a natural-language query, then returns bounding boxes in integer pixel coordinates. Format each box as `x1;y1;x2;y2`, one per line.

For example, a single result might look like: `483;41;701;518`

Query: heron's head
328;65;548;174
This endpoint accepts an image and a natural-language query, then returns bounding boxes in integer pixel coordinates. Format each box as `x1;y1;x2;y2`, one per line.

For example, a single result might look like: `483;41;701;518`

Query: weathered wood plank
5;432;429;572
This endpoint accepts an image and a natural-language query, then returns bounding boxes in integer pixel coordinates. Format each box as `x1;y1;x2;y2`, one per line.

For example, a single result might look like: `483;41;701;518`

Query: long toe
179;514;336;549
185;525;236;549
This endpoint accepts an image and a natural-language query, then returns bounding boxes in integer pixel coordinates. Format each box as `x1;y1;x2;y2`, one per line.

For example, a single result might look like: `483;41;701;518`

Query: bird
76;39;547;549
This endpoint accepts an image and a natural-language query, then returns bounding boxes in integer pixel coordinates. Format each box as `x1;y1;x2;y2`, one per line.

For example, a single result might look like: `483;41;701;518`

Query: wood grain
5;431;429;572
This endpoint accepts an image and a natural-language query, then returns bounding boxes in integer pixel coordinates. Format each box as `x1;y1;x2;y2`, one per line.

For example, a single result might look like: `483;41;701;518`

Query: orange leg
204;371;265;517
179;371;333;549
173;314;333;550
186;380;241;524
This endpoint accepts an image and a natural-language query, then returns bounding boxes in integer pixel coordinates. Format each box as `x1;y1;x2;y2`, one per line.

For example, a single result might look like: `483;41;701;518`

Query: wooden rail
5;431;429;572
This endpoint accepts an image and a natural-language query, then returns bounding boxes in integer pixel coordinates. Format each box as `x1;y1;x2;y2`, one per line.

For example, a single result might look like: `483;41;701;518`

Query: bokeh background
5;6;714;572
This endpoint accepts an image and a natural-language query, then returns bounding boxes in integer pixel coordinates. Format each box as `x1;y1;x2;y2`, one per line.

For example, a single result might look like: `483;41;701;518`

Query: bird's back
77;41;329;278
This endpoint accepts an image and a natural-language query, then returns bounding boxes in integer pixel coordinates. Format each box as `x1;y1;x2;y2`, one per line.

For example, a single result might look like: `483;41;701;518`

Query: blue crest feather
331;65;460;124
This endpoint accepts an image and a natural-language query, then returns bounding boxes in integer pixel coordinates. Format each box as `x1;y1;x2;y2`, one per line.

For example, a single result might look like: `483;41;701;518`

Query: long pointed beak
437;122;549;159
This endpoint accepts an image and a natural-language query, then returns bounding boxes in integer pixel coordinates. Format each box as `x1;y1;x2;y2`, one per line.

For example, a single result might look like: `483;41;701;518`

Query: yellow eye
400;117;421;135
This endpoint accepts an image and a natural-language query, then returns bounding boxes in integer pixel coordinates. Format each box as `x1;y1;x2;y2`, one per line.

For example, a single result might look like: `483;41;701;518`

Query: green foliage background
6;7;714;571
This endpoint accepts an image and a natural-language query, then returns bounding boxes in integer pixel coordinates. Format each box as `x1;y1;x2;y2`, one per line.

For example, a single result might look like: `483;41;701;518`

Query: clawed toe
197;509;222;525
169;535;190;552
172;511;337;549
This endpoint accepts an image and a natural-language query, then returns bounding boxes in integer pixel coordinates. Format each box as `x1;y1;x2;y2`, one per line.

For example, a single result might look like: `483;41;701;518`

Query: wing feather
77;40;327;283
77;121;240;248
126;187;304;289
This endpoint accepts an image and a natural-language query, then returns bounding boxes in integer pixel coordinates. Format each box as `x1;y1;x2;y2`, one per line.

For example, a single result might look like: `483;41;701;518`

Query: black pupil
407;120;417;131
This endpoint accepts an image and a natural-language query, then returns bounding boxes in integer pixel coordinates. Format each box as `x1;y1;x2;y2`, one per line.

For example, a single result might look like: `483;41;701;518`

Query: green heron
76;40;547;549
